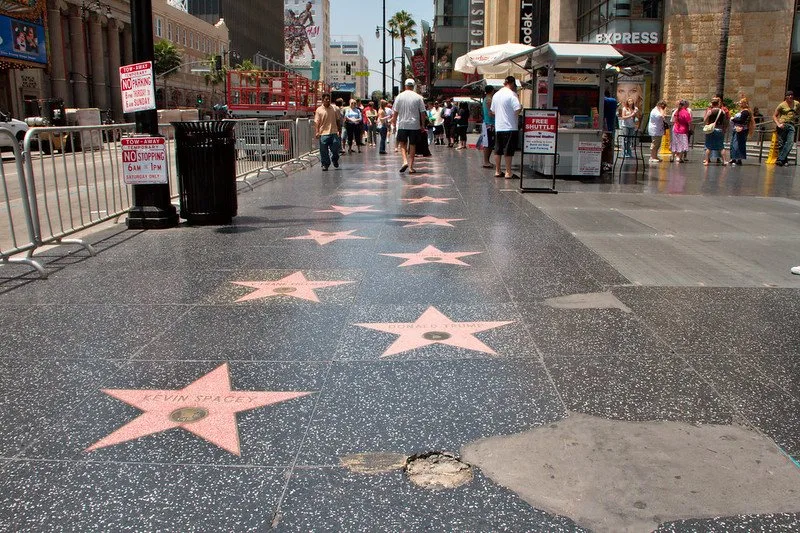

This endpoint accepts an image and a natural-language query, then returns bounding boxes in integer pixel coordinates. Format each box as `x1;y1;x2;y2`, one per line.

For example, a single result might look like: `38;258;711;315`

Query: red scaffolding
226;70;326;118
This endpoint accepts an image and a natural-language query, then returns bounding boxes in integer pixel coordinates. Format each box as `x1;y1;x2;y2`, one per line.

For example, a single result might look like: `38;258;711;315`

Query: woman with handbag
647;100;668;163
670;99;691;163
729;97;755;166
703;97;728;165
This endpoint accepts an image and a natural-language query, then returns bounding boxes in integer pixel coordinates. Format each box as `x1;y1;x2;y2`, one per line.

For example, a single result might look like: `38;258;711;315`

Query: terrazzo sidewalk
0;144;799;532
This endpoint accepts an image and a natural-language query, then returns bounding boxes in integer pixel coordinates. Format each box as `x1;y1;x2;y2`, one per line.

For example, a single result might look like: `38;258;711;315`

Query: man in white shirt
490;75;522;178
390;79;427;173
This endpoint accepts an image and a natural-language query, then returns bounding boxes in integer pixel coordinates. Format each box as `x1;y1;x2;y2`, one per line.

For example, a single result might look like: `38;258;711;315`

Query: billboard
331;82;355;92
0;13;47;66
284;0;323;68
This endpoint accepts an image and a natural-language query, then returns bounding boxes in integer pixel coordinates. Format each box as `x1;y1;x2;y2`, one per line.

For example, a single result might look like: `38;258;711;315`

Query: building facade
188;0;284;68
431;0;471;97
329;36;368;98
153;1;229;110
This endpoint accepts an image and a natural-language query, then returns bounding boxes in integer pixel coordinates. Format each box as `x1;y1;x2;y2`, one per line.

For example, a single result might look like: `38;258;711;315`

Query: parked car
0;110;29;152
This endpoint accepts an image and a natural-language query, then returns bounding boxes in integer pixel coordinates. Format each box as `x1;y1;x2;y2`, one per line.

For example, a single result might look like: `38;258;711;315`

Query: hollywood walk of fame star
350;178;389;184
338;189;387;197
315;205;382;216
86;364;313;456
381;245;482;267
404;183;450;190
402;196;457;204
286;229;369;245
231;271;353;302
391;215;465;227
355;306;514;357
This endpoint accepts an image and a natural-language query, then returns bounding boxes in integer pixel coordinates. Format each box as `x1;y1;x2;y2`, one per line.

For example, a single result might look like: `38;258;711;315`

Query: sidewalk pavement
0;143;799;532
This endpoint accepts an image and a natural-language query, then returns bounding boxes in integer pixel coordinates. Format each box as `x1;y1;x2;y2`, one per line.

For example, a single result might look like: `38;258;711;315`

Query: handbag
703;110;722;133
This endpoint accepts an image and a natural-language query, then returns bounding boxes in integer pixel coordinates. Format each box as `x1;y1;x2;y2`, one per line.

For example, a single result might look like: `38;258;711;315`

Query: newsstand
171;120;237;224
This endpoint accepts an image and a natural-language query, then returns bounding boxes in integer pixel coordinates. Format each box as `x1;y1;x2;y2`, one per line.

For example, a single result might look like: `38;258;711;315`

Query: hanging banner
519;0;535;46
468;0;484;52
0;0;48;68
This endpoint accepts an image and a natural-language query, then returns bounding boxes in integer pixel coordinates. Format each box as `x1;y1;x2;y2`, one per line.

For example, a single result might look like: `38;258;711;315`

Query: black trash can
171;120;238;224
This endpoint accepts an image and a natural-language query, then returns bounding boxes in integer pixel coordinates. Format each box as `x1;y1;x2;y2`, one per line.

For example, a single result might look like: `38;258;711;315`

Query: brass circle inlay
169;407;208;423
274;287;298;294
423;331;451;341
424;256;443;262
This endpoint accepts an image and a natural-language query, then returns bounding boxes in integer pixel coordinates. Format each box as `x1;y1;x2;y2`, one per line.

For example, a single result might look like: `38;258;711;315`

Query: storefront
0;0;48;118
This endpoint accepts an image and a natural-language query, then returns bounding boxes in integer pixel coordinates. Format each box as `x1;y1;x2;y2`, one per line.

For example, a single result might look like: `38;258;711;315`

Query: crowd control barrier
2;118;319;278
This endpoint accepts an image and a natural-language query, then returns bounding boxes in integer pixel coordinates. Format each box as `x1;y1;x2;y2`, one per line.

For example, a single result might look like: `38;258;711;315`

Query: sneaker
322;166;329;171
648;158;660;163
791;266;800;275
776;160;785;166
333;160;339;168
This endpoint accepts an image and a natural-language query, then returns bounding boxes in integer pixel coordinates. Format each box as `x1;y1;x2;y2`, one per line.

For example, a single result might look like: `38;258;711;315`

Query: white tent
454;42;534;78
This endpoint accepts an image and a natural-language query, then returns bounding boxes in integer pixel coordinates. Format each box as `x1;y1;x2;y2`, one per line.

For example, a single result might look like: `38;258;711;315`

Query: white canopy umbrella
454;42;534;78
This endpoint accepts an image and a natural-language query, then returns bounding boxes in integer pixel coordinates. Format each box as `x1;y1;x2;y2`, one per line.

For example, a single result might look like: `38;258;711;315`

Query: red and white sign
122;137;168;185
573;141;603;176
119;61;156;114
523;110;558;154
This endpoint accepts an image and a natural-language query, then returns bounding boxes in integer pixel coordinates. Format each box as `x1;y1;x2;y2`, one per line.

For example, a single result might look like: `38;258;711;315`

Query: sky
329;0;434;96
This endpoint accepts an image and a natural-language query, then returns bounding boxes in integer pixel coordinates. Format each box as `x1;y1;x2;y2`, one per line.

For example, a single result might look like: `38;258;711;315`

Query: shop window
155;18;162;37
167;23;172;41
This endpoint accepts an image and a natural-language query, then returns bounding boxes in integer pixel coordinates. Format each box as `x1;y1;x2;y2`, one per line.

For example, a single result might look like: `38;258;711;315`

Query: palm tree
154;40;182;108
388;10;417;87
716;0;732;97
203;56;226;106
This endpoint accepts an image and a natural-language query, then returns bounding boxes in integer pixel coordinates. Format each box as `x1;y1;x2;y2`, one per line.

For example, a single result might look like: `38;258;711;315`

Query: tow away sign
122;137;168;184
120;61;156;113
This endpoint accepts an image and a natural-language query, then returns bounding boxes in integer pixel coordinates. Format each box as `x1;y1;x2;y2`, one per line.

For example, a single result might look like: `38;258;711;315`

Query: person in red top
670;99;692;163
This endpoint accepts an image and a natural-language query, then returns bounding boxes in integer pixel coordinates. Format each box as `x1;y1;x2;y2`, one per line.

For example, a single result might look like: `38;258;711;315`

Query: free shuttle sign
119;61;156;113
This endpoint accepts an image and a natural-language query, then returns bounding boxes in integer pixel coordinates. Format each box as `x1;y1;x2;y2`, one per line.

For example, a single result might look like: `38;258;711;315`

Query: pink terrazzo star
404;183;450;189
231;271;353;302
338;189;387;197
315;205;382;216
351;178;389;184
286;229;369;245
381;245;481;267
86;363;313;456
355;306;514;357
391;215;465;227
402;196;456;204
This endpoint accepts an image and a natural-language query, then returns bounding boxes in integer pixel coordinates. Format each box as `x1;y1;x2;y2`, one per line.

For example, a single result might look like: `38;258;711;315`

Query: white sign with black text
119;61;156;114
122;137;168;185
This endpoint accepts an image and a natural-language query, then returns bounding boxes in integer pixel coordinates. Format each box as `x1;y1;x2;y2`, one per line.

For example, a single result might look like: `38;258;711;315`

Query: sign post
125;0;178;229
519;108;559;194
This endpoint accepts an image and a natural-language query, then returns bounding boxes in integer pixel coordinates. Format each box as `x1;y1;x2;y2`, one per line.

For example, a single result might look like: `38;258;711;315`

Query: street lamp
376;25;396;99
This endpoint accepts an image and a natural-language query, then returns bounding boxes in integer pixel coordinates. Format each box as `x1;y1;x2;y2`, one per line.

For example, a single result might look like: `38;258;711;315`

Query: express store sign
594;31;661;45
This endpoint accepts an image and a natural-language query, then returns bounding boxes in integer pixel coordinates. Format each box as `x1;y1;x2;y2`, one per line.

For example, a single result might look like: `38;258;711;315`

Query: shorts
396;129;419;145
455;125;468;142
433;125;444;135
495;130;519;156
482;123;495;149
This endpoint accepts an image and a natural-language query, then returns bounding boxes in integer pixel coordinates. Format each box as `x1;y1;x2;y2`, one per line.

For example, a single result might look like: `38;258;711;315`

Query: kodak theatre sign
519;0;535;46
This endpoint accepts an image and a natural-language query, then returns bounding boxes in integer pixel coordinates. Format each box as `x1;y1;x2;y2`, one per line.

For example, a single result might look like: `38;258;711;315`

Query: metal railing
0;128;46;277
2;118;319;278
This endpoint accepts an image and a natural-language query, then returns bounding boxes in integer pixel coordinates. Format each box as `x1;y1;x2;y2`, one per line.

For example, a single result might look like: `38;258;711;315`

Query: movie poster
0;0;47;67
284;0;322;68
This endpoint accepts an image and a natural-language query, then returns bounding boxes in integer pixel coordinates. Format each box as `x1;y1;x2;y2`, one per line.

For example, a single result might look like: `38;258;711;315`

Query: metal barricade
157;123;180;199
233;119;266;189
293;118;320;166
23;123;135;256
0;128;46;277
262;119;298;176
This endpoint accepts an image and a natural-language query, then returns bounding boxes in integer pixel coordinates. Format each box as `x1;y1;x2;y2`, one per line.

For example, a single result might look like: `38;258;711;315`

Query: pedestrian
670;99;691;163
336;97;347;154
602;89;618;171
706;93;731;164
390;78;427;173
442;100;455;147
647;100;667;163
618;97;638;157
365;102;378;146
313;93;341;171
772;90;800;166
729;97;755;166
426;102;435;145
703;97;728;165
481;86;496;168
490;75;522;178
376;99;389;154
432;101;445;145
344;99;363;154
454;101;470;150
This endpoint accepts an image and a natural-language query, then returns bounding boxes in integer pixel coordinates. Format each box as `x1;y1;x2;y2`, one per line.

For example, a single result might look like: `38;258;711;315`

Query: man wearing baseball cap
390;78;427;173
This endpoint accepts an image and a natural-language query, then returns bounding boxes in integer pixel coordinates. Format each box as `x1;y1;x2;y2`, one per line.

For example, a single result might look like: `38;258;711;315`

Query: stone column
107;20;123;120
48;2;69;103
89;14;108;110
122;25;133;66
68;9;90;108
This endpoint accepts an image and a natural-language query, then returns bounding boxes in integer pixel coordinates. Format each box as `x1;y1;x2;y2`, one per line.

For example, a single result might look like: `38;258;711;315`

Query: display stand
519;108;558;194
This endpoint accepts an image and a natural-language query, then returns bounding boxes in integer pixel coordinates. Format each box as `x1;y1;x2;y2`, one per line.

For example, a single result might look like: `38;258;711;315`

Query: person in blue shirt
602;90;618;170
481;85;496;168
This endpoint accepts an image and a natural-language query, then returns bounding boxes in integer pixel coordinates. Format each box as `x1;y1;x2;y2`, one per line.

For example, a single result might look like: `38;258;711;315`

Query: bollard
766;131;780;164
660;129;672;157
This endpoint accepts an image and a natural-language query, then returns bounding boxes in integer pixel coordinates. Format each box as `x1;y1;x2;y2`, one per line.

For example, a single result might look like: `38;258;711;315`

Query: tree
371;89;384;102
716;0;732;98
204;55;226;105
154;40;182;108
388;10;417;88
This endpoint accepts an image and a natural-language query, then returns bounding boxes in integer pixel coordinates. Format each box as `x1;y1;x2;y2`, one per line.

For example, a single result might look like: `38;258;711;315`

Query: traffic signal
346;63;351;75
214;55;222;71
196;94;203;105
